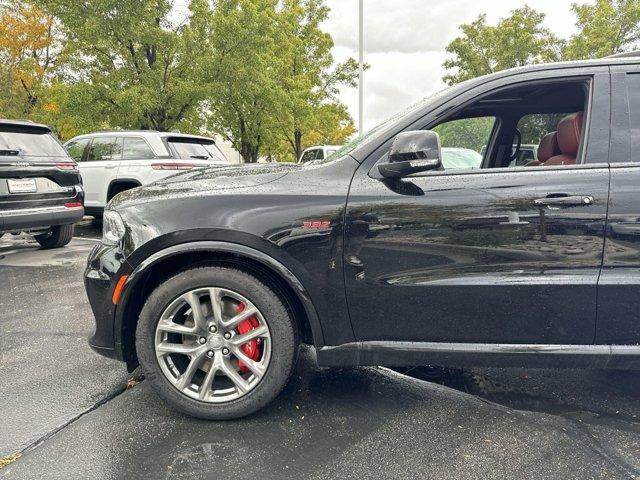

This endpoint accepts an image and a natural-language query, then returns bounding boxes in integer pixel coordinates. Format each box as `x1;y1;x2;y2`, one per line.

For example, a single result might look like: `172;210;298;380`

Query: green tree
267;102;356;162
443;6;563;85
194;0;357;163
0;1;59;117
192;0;288;163
273;0;358;161
34;0;207;133
564;0;640;59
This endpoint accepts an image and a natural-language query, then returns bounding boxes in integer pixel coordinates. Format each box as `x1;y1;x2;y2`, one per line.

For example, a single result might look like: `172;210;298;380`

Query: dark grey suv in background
0;120;84;248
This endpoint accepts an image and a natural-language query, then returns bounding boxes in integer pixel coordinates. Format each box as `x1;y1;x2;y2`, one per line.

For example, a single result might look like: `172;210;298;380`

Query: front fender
114;240;326;353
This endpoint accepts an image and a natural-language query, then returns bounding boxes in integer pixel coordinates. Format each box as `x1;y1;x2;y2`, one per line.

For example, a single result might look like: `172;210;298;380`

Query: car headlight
103;210;126;246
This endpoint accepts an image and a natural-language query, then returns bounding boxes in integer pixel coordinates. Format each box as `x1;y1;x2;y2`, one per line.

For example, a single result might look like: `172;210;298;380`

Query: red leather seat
527;131;561;166
544;111;583;166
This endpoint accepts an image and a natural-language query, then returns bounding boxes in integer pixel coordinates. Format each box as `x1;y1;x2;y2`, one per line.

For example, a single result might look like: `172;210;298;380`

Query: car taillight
56;161;77;170
151;163;194;170
64;202;83;209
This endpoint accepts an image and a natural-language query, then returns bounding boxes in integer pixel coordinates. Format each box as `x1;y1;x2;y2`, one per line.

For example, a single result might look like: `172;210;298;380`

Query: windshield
168;139;228;162
0;130;67;157
313;82;472;165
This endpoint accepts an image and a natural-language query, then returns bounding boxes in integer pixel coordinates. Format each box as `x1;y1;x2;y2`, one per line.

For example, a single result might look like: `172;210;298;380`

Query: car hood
109;163;299;209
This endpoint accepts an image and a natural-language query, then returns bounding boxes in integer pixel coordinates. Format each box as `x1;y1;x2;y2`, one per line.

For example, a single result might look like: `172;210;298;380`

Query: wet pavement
1;221;640;479
0;231;129;457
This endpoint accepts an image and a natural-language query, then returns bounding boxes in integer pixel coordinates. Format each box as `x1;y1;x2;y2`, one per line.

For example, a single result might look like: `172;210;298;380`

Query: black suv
85;56;640;419
1;120;84;248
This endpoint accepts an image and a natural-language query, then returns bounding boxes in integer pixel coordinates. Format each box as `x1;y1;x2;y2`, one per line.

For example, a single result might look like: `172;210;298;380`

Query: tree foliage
268;102;356;162
7;0;359;161
194;0;357;162
444;1;640;86
34;0;207;135
564;0;640;59
443;7;562;85
0;1;59;117
192;0;289;163
269;0;358;162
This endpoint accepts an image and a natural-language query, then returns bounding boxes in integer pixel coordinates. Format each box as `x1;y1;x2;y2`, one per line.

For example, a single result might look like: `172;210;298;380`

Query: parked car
85;54;640;420
298;145;342;163
64;131;229;217
0;120;83;248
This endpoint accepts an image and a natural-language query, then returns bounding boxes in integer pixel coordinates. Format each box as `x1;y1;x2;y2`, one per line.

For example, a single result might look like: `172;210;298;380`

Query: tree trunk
294;129;303;161
238;116;260;162
240;142;259;163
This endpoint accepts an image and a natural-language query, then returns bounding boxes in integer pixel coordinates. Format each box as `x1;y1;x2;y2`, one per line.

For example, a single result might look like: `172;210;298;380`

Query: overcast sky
322;0;587;130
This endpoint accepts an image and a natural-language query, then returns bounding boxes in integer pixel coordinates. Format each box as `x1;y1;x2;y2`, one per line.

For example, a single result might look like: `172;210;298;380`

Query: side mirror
378;130;442;178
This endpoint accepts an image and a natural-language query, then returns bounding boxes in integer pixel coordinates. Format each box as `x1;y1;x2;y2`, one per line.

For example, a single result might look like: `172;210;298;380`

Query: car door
344;71;610;346
81;136;123;208
116;136;156;184
596;65;640;345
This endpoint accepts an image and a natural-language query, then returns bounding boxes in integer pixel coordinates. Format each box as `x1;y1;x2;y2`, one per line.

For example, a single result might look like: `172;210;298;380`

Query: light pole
358;0;364;135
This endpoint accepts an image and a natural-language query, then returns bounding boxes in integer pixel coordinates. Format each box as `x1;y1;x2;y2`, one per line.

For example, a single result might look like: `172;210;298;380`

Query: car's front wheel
34;224;74;249
136;266;299;420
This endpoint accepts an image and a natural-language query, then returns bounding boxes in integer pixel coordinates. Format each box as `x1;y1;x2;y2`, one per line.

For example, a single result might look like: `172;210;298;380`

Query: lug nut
207;350;214;357
222;347;230;355
223;332;232;340
209;325;217;333
198;337;207;344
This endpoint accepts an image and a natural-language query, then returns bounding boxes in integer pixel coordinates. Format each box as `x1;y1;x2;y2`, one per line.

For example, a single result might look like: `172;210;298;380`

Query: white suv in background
64;131;229;217
297;145;342;163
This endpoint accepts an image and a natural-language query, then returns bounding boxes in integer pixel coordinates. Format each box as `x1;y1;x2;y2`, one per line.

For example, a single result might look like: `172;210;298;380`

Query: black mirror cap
389;130;441;163
378;130;442;178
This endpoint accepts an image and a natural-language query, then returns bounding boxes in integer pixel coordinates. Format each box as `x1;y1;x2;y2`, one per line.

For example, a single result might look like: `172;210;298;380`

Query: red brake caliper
235;302;261;372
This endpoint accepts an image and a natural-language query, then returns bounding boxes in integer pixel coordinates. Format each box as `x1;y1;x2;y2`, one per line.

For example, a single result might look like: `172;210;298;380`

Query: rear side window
300;149;318;163
0;129;67;157
122;137;154;159
167;138;227;162
65;138;90;162
86;137;122;161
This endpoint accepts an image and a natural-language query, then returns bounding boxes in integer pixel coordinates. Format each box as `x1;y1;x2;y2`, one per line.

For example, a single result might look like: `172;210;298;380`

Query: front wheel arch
116;243;323;368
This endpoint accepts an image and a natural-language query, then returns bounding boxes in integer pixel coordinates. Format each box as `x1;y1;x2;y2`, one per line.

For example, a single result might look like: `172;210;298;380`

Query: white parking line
73;237;101;242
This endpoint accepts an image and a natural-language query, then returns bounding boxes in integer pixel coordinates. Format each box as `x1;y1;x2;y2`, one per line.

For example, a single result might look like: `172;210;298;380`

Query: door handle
534;195;594;208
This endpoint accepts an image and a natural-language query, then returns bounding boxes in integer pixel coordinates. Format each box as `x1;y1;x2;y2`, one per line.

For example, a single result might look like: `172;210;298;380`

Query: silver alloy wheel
154;287;271;403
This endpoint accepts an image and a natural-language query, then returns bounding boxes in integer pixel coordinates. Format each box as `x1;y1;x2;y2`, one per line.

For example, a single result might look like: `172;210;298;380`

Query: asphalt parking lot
1;220;640;479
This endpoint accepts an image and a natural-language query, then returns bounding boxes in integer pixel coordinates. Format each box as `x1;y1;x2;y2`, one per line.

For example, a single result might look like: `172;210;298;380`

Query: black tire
136;266;299;420
34;224;74;249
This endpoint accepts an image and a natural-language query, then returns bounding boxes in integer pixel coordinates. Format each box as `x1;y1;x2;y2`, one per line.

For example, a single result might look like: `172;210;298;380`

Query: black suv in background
86;55;640;420
0;120;84;248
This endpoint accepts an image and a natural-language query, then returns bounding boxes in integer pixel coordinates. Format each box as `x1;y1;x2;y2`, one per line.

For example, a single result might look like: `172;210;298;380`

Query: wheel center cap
208;334;224;349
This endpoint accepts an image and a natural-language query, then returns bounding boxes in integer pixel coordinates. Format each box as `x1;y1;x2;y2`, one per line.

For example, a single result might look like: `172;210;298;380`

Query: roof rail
607;51;640;58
